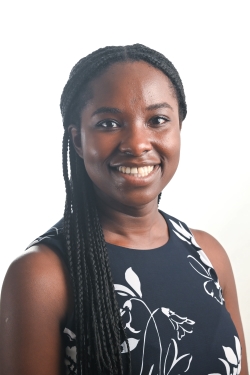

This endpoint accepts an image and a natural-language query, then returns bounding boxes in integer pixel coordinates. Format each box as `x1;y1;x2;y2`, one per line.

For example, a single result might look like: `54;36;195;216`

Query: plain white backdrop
0;0;249;364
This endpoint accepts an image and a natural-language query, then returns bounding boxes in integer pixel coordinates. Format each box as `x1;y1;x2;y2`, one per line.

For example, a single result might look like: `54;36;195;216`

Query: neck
95;194;169;250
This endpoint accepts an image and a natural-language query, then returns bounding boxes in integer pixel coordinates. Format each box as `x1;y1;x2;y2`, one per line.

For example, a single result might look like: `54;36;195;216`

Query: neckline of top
106;211;173;252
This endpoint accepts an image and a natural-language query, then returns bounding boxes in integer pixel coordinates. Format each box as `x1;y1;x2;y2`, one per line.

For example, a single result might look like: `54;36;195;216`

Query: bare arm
0;245;72;375
192;229;248;375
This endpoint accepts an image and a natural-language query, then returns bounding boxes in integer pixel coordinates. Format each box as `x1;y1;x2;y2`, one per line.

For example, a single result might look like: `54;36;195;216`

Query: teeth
138;167;144;175
125;167;130;174
118;165;154;176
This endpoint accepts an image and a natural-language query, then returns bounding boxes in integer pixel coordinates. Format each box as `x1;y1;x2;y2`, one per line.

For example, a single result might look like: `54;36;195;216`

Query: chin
114;190;160;209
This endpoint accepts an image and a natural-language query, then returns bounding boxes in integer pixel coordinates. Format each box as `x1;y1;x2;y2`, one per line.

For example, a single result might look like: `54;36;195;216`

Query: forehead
86;61;177;108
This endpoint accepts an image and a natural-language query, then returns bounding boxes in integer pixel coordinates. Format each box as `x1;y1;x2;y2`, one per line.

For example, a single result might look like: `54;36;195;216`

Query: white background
0;0;249;365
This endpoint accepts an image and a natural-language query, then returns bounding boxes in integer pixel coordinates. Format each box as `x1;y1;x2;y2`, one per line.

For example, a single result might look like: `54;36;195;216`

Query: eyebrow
146;102;173;111
92;107;122;117
91;102;173;117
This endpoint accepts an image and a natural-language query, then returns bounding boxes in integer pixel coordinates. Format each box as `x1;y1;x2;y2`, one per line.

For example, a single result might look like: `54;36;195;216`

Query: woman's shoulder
0;243;73;374
2;242;72;322
161;210;232;290
1;218;71;331
189;228;248;373
11;218;70;316
189;228;231;292
190;229;229;259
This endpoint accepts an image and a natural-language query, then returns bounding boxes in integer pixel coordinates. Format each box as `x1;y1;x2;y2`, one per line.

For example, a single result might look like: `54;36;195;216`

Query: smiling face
70;61;181;209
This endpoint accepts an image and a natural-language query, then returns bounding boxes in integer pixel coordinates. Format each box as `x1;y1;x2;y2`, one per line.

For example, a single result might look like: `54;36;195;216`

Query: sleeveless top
27;211;241;375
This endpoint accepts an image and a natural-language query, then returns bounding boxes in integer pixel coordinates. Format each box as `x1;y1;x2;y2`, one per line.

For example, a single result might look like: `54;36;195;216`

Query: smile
117;165;155;177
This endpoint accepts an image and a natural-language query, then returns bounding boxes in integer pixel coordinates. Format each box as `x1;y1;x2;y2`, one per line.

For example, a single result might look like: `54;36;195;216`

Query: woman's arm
192;229;249;375
0;245;72;375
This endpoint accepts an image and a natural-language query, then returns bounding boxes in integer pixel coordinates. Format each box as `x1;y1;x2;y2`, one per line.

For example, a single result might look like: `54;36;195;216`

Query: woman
0;44;248;374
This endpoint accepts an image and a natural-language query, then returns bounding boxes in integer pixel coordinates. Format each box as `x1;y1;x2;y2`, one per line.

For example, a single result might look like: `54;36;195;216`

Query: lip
110;158;161;169
109;155;161;169
110;162;158;167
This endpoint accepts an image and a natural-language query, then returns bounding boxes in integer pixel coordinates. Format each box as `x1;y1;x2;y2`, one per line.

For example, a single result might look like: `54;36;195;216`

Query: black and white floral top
27;211;241;375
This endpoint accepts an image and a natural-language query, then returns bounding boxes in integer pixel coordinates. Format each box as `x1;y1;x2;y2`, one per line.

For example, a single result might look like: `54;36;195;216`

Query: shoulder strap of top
26;218;66;260
159;210;192;233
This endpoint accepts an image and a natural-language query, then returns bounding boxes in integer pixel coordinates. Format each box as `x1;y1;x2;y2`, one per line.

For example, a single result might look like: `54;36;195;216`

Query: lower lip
110;165;161;186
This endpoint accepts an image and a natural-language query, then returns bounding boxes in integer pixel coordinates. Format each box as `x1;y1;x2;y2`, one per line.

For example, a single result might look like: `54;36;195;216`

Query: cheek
80;134;111;186
82;144;110;168
161;130;181;159
81;130;100;163
81;129;112;160
82;155;105;191
160;131;181;178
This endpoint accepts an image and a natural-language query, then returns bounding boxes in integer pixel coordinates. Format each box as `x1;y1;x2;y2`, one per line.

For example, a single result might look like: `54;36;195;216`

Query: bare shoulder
1;244;72;319
191;228;249;375
0;245;72;375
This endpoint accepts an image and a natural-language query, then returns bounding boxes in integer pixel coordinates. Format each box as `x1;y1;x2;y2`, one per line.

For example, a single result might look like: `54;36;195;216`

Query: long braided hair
60;44;187;375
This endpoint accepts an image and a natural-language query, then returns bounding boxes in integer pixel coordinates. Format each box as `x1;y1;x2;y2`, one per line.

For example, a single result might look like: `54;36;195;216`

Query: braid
61;43;186;374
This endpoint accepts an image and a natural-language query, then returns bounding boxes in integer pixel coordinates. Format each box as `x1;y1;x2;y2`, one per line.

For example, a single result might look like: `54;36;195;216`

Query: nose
119;123;152;156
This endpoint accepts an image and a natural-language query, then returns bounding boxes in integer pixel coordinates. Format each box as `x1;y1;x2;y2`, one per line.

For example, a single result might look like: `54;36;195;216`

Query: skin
0;61;248;374
71;61;181;249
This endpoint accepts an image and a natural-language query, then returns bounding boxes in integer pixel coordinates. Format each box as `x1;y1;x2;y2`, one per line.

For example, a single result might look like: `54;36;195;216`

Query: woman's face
71;61;181;209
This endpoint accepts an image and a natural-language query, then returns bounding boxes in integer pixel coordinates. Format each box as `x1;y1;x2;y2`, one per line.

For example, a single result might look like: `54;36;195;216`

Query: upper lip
110;158;161;169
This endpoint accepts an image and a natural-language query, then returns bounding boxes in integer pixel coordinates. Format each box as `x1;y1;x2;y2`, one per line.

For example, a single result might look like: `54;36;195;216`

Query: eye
149;116;169;127
96;119;120;129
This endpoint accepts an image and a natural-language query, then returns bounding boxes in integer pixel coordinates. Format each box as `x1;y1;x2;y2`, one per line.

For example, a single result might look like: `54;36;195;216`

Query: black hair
60;43;187;374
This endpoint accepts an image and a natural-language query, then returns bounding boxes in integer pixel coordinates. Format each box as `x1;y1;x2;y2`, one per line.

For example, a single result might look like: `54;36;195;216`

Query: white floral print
63;328;77;375
164;339;193;375
161;308;195;340
188;254;224;304
169;219;200;248
116;267;195;374
30;216;241;374
170;219;224;305
208;336;242;375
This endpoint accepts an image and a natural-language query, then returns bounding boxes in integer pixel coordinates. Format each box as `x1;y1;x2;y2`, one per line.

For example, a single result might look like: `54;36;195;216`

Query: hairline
69;59;182;129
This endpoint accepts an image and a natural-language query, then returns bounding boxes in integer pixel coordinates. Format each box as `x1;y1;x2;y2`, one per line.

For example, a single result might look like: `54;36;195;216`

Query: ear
68;125;84;159
179;121;182;130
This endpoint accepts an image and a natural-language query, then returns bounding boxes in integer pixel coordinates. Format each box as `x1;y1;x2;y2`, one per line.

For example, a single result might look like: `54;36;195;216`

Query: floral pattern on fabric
208;336;242;375
27;214;241;374
116;267;195;374
61;265;196;375
169;219;224;305
63;328;77;375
